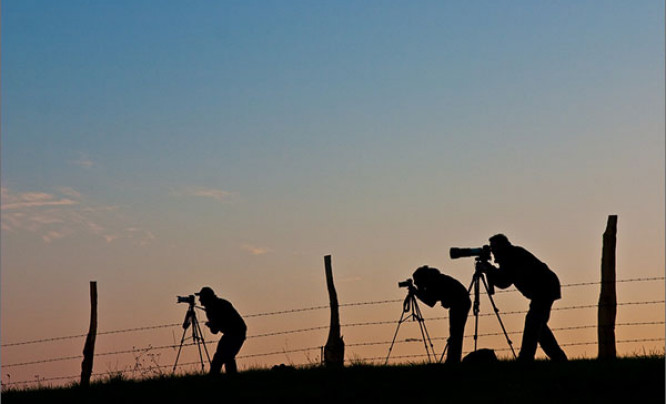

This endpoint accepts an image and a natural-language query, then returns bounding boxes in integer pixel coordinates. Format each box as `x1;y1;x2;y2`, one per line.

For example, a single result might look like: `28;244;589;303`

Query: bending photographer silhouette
478;234;567;362
411;266;471;363
196;286;247;374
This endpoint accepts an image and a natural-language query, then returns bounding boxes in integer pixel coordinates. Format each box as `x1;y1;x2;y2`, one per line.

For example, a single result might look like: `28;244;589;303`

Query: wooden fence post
81;281;98;386
598;215;617;359
323;255;344;367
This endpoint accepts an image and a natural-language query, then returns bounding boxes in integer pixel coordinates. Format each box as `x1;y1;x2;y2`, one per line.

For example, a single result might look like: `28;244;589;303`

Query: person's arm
204;305;221;334
205;321;220;334
413;285;437;307
479;261;512;289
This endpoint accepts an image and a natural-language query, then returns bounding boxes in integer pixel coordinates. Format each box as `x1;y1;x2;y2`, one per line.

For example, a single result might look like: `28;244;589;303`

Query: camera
450;245;491;262
398;278;413;288
177;295;195;305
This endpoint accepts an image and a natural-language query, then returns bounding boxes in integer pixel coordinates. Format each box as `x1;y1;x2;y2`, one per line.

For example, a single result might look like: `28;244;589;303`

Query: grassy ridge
3;357;664;404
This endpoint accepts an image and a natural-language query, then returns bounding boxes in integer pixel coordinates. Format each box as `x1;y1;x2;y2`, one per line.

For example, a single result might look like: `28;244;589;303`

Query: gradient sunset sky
2;1;664;386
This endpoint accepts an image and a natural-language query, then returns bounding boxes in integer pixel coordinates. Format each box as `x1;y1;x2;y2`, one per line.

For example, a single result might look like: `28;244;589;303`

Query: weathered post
81;281;98;386
324;255;344;367
598;215;617;359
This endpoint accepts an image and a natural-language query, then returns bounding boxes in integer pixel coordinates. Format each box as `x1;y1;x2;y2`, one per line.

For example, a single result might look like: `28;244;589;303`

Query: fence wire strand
4;313;663;369
4;276;662;348
3;301;664;368
2;277;663;387
5;335;664;387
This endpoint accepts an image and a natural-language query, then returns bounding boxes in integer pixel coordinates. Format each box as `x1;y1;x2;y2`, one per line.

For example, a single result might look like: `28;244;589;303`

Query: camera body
398;278;413;288
449;245;491;262
177;294;195;305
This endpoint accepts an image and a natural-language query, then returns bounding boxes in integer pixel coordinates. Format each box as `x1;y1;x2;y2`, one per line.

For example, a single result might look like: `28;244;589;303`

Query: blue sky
5;2;662;232
1;1;664;384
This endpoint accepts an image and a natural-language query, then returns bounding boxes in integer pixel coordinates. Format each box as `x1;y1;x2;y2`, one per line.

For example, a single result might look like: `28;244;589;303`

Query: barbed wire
343;322;666;349
2;278;663;386
1;323;181;348
4;336;663;387
4;316;663;369
3;299;664;368
247;325;329;339
6;299;662;368
3;276;662;348
237;346;322;359
244;305;330;318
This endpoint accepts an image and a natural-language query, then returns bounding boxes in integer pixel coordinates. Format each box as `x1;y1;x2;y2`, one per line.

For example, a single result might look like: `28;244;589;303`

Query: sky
1;1;664;387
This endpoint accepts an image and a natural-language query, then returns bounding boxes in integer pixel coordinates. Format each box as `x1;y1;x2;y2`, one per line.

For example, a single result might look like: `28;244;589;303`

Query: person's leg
446;299;470;363
225;358;238;374
537;305;567;361
519;299;550;361
209;338;224;374
219;333;246;374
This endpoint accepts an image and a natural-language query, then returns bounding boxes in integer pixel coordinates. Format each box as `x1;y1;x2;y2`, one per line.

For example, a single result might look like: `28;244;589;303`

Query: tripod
468;259;517;358
173;301;212;373
385;288;437;364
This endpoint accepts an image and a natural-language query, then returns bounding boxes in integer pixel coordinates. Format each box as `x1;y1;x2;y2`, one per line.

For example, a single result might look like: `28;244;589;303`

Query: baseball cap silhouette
195;286;215;298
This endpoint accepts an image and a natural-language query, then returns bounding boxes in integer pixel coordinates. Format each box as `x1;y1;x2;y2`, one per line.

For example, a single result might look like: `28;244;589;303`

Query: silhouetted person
196;286;247;374
411;265;471;363
479;234;567;362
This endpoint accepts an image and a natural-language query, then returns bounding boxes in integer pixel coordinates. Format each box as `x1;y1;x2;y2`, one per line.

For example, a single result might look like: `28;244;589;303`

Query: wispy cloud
1;187;153;245
42;230;69;243
241;244;272;256
1;188;79;210
174;187;237;202
69;152;94;168
191;189;232;201
59;187;83;199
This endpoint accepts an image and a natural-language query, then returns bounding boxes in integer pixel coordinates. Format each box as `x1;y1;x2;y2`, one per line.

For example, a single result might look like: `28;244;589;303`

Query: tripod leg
193;317;212;364
172;323;190;373
411;296;436;362
473;276;480;352
480;275;517;359
192;315;212;372
439;341;449;363
192;320;206;372
385;302;410;365
417;320;432;362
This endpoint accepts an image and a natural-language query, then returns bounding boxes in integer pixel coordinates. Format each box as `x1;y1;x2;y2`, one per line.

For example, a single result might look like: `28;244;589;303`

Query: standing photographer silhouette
196;286;247;374
411;266;471;363
478;234;568;362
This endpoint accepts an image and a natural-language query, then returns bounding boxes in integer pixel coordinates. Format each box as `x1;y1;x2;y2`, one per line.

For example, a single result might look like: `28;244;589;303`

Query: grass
3;356;664;403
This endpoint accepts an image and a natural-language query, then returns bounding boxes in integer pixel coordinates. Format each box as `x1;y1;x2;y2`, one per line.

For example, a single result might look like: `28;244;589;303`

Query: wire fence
4;276;663;348
2;276;664;388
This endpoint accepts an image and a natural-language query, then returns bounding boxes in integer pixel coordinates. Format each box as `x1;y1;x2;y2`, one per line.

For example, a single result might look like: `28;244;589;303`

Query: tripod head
176;295;201;329
472;260;495;295
398;278;417;302
180;303;196;329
